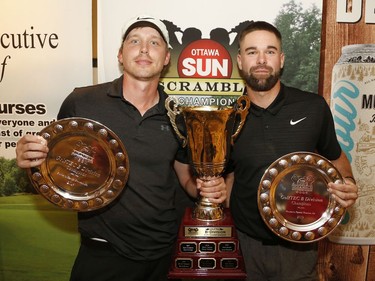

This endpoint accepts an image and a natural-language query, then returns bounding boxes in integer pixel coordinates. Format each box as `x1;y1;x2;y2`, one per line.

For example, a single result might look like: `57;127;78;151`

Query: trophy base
168;208;247;279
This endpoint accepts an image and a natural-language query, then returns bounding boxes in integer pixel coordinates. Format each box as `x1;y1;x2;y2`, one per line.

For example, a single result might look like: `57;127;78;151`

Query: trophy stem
192;175;224;221
193;196;224;221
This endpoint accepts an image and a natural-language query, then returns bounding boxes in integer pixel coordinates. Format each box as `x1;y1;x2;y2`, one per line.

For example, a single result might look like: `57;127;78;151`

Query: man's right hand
16;134;49;168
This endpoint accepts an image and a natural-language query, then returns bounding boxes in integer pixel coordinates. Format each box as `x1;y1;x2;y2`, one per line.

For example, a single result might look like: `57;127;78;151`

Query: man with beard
225;21;358;281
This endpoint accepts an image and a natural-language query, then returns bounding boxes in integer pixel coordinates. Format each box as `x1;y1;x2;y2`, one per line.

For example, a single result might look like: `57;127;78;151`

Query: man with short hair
16;15;227;281
225;21;358;281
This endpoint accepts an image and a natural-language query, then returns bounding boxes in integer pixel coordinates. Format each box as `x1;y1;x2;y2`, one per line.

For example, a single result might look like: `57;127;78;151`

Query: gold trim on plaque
220;258;239;269
175;258;194;269
28;118;129;212
179;242;198;253
258;152;346;243
218;241;237;253
198;242;216;253
198;258;216;269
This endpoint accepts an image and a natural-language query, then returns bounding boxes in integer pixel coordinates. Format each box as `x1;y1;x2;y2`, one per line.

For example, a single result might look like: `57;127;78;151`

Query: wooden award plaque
168;208;247;279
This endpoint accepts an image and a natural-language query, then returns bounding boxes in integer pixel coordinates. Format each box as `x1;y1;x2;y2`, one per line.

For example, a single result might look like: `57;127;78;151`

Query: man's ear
237;53;243;70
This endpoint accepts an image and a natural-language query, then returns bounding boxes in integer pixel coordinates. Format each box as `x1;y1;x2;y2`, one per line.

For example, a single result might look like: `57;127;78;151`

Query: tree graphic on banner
275;0;322;94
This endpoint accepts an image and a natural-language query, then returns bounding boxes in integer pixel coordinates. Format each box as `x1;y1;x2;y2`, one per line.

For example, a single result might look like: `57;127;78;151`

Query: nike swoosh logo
290;117;307;125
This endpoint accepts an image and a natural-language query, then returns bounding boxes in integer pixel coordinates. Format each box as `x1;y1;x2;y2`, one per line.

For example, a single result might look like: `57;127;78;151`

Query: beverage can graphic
330;44;375;244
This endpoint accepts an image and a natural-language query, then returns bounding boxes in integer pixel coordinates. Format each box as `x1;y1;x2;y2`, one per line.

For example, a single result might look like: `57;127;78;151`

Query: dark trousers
236;230;318;281
70;237;173;281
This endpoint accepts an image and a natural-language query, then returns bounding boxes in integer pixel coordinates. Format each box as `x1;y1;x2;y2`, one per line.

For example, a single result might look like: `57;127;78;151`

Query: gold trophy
165;95;249;279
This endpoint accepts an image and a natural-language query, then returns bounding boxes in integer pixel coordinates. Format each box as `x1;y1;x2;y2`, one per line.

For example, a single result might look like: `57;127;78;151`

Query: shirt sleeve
317;99;342;161
57;89;78;120
175;144;189;164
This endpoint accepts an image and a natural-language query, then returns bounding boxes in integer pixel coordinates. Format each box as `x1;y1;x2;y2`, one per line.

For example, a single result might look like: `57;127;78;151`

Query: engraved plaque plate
199;242;216;253
168;208;247;279
180;242;197;253
218;242;236;252
176;258;193;269
27;118;129;211
184;226;232;237
221;258;238;269
198;258;216;269
258;152;346;243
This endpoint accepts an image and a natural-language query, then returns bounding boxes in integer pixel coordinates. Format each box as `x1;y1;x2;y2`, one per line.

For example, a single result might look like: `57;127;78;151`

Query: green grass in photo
0;194;80;281
0;195;222;281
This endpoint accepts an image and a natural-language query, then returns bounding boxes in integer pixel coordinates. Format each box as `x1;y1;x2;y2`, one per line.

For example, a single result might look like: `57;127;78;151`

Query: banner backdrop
97;0;321;106
0;1;92;280
0;0;93;160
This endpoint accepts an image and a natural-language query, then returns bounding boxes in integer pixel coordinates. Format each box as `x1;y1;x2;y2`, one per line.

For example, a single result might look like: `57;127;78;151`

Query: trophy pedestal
168;208;247;279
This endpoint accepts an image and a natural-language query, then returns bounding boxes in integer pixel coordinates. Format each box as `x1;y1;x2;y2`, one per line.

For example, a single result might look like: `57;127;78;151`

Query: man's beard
242;67;281;91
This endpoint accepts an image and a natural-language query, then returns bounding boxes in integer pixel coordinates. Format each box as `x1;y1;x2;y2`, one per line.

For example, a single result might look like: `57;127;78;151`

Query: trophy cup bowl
165;95;250;221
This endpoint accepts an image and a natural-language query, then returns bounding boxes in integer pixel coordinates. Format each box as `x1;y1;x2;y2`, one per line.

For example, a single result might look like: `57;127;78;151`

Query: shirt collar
245;83;286;117
107;75;168;114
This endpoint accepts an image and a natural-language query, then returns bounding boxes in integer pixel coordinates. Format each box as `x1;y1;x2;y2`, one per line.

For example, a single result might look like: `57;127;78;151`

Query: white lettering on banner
336;0;375;23
181;58;229;76
175;96;237;106
191;49;220;56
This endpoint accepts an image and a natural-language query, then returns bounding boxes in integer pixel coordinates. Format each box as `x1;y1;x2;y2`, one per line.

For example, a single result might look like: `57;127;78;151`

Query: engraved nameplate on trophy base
168;208;247;279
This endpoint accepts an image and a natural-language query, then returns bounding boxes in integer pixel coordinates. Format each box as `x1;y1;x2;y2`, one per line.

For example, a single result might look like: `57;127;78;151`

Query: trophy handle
165;96;188;147
231;95;250;145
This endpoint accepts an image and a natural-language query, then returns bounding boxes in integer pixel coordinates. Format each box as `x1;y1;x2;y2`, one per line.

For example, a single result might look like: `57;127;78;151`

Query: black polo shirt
228;84;341;243
57;76;188;260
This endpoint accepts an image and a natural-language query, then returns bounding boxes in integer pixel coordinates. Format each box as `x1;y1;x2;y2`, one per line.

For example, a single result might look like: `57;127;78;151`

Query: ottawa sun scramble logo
178;39;233;78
